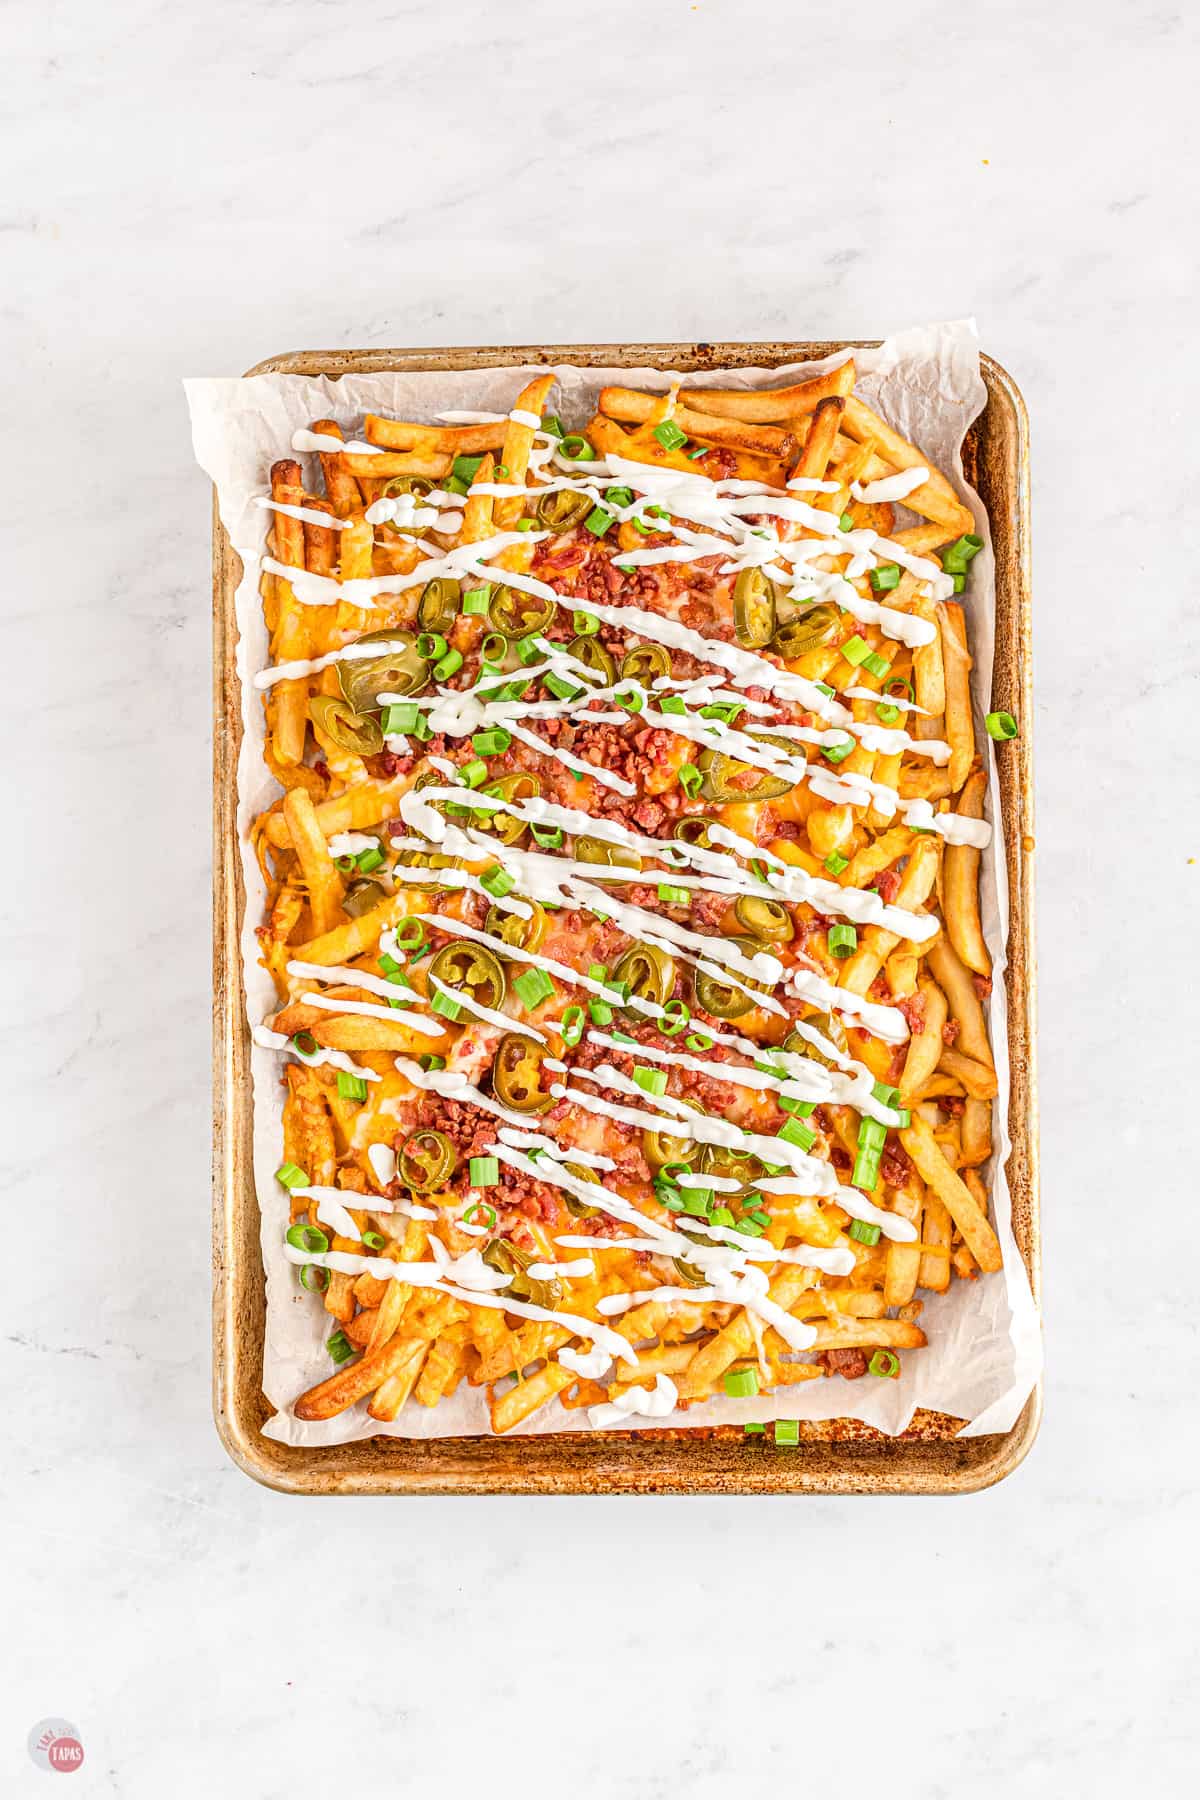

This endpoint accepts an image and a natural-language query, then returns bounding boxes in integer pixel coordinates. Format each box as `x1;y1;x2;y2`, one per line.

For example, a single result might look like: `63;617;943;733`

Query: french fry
939;601;975;791
598;386;797;457
900;1115;1002;1273
364;414;507;455
495;374;555;529
961;1098;993;1169
944;768;991;975
683;360;855;421
938;1047;999;1099
840;835;941;995
928;936;993;1067
282;787;346;937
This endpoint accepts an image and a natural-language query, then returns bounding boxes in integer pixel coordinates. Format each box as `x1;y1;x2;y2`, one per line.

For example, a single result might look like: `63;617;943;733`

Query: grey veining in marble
3;0;1198;1794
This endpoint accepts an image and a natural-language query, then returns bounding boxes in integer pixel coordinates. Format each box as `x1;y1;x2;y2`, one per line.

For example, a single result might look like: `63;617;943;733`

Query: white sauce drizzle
850;466;930;503
588;1374;678;1428
252;1024;381;1083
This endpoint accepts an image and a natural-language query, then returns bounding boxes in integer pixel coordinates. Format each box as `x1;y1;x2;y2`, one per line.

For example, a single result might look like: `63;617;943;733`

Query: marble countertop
4;1;1197;1794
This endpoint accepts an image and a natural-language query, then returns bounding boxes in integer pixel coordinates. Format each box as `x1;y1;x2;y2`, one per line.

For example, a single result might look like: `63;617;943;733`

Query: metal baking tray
213;342;1038;1494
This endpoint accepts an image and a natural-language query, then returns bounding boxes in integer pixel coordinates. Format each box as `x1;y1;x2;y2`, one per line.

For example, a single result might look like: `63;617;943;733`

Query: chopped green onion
778;1093;812;1117
862;652;890;680
571;610;599;635
381;701;420;734
515;518;534;532
814;680;836;697
290;1031;319;1057
336;1071;369;1102
444;474;470;496
411;713;433;741
658;1187;684;1212
474;869;515;908
868;563;901;592
632;516;654;534
417;631;448;662
840;636;871;667
419;1053;446;1072
821;737;855;764
394;918;427;953
558;435;593;461
660;1000;690;1036
700;701;744;724
851;1148;880;1190
514;968;555;1008
584;506;614;537
430;989;462;1021
939;533;983;575
985;710;1018;740
724;1368;759;1398
433;649;464;681
560;1005;585;1047
658;694;686;716
463;1200;498;1229
462;585;491;615
544;672;584;702
777;1116;816;1151
823;851;849;876
452;454;484;484
472;727;512;757
654;419;688;451
858;1117;887;1152
495;464;510;477
734;1216;765;1237
531;823;563;848
678;763;703;798
849;1219;881;1246
685;1031;714;1052
326;1330;354;1365
838;511;854;531
298;1263;328;1292
774;1420;800;1447
276;1163;309;1190
587;962;609;984
285;1222;327;1252
606;485;634;509
744;1421;765;1436
869;1349;900;1378
469;1156;500;1187
681;1190;712;1218
633;1066;668;1097
874;702;902;726
657;882;690;905
361;1230;386;1251
828;923;857;957
711;1206;736;1228
616;687;644;712
460;758;489;789
589;1000;614;1026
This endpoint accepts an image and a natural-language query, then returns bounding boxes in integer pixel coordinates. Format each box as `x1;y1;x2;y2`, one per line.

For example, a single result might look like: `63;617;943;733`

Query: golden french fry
944;768;991;976
900;1116;1002;1273
939;601;975;791
282;787;346;937
598;387;797;456
961;1097;993;1168
927;936;992;1067
683;360;855;420
938;1047;999;1099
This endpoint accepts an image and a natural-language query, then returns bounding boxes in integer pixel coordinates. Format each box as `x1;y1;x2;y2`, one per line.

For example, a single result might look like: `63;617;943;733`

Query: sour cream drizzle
252;1024;381;1083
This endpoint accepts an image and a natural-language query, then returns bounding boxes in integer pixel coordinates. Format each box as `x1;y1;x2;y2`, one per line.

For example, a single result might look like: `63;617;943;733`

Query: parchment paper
186;321;1042;1444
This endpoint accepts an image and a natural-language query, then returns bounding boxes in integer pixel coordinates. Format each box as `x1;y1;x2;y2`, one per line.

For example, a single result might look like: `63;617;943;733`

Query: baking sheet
187;320;1042;1446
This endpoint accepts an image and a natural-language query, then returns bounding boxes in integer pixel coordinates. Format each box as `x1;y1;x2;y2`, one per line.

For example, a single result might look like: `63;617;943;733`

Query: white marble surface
4;1;1197;1794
